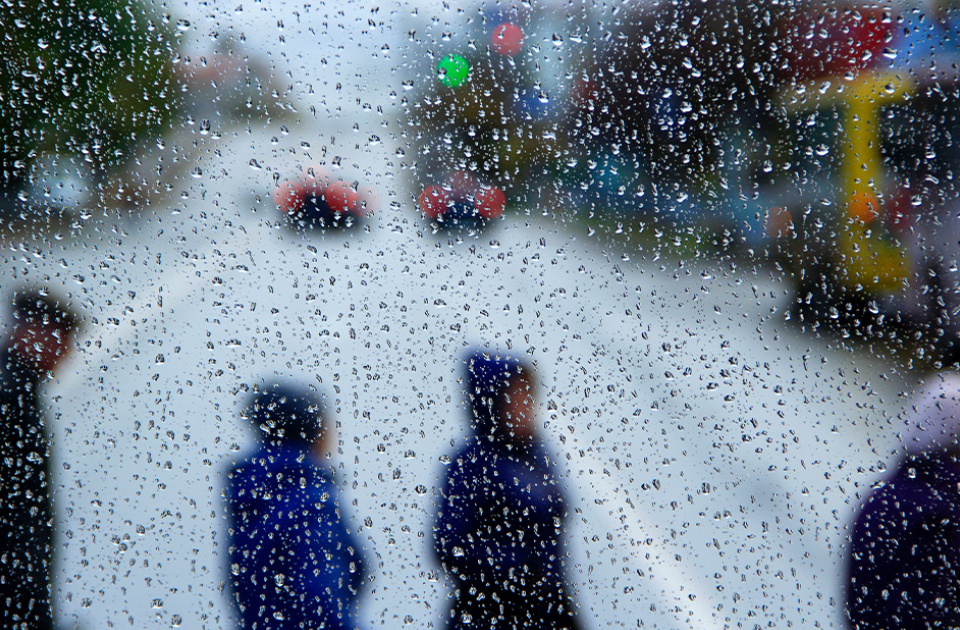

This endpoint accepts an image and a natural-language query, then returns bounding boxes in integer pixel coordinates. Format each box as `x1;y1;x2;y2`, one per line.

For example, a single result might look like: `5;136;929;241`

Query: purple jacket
846;453;960;629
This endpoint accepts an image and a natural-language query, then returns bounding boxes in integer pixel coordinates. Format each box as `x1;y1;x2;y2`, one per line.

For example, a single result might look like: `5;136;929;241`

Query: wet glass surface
3;2;959;629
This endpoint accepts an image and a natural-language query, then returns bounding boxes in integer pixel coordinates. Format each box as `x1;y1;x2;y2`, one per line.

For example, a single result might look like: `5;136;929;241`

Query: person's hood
242;380;325;446
465;351;531;442
901;372;960;457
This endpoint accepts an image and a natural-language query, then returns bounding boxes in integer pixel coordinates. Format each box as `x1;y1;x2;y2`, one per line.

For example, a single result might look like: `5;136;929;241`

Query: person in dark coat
434;352;582;630
225;380;366;630
0;290;79;630
846;372;960;630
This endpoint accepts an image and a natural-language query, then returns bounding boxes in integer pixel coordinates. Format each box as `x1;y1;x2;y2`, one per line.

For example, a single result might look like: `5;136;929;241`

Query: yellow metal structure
780;71;913;292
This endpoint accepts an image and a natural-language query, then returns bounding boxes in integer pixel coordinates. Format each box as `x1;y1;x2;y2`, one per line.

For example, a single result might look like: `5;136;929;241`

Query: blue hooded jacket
225;383;366;630
433;353;581;630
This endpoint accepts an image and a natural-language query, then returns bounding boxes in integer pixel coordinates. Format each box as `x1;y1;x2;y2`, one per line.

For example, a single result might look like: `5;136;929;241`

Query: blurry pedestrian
1;289;79;630
846;372;960;629
434;352;582;630
225;380;366;630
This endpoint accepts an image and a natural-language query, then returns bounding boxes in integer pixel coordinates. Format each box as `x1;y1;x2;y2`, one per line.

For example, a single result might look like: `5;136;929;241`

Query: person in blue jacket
846;372;960;629
434;352;582;630
225;380;366;630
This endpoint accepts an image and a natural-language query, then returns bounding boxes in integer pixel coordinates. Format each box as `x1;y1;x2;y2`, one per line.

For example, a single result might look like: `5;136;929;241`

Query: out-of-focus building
565;0;960;359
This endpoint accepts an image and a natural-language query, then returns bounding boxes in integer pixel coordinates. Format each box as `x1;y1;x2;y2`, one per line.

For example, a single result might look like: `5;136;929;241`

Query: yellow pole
836;72;912;292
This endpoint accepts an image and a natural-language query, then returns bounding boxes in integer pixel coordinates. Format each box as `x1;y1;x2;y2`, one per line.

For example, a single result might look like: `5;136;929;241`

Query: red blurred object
887;183;919;234
419;185;453;218
572;77;599;109
475;186;506;219
356;185;380;217
781;7;892;82
274;180;304;215
326;181;361;215
302;165;334;191
492;23;523;56
445;171;482;200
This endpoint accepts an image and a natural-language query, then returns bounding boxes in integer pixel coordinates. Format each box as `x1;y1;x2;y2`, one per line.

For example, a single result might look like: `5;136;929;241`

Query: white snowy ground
1;117;916;630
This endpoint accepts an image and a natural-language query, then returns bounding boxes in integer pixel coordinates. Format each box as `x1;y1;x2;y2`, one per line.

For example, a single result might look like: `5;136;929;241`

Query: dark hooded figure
846;373;960;630
225;380;366;630
434;352;582;630
1;290;78;630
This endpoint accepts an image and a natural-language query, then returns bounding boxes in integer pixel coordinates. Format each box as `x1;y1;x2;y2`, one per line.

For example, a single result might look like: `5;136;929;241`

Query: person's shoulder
225;454;255;480
859;462;948;525
228;447;306;484
451;439;482;462
443;440;492;481
224;453;270;495
229;447;274;473
529;439;558;462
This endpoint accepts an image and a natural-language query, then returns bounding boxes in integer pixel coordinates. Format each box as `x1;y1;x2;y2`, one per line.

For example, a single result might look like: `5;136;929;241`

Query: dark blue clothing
846;454;960;629
434;438;580;630
226;445;366;630
0;346;53;630
435;352;581;630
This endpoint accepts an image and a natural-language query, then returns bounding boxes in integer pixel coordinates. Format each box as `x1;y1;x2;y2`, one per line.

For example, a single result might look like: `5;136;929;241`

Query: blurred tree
403;5;572;210
410;54;563;195
0;0;180;191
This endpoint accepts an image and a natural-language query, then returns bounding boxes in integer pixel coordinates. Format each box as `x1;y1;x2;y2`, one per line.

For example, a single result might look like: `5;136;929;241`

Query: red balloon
355;185;380;217
444;170;481;200
301;164;334;191
492;23;523;56
274;180;303;214
781;7;891;81
326;181;360;215
475;186;506;219
419;185;452;218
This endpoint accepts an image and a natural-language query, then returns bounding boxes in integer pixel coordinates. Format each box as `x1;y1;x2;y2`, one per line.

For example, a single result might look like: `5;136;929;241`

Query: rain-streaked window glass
4;2;960;630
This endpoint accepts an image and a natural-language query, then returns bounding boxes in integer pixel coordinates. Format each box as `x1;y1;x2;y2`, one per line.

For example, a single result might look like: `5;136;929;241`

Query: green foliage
0;0;180;185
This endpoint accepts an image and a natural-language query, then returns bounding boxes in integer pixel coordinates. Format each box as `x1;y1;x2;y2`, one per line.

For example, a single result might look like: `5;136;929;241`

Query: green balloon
437;54;470;88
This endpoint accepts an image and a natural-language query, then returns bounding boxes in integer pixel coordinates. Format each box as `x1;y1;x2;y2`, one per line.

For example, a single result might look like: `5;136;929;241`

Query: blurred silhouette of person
1;289;79;630
434;352;582;630
225;380;366;630
899;183;960;367
846;372;960;629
